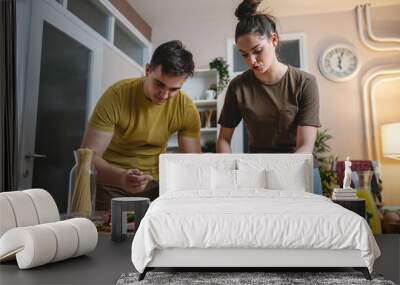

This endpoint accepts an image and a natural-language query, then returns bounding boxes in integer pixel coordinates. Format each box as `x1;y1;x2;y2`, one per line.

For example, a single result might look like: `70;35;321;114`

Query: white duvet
131;190;380;273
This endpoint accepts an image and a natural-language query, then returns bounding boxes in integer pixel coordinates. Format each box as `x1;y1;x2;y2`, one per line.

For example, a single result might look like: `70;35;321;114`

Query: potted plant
314;129;337;197
209;57;230;95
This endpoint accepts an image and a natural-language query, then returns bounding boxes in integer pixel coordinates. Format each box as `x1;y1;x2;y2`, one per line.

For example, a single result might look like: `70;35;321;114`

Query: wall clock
319;44;360;82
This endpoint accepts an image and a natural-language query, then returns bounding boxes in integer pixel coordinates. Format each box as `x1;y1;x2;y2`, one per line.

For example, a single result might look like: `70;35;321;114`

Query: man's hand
120;169;154;194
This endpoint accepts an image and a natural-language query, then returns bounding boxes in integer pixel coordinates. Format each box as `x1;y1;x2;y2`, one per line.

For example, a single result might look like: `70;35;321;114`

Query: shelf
200;127;217;133
167;128;217;148
194;99;217;108
168;69;219;149
182;69;218;100
167;143;179;148
195;68;215;73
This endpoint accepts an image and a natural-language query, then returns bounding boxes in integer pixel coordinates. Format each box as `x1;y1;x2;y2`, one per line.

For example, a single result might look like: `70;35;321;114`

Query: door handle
25;152;47;159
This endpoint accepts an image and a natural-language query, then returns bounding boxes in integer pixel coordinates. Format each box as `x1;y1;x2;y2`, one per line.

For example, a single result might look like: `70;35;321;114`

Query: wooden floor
0;234;398;284
373;234;400;284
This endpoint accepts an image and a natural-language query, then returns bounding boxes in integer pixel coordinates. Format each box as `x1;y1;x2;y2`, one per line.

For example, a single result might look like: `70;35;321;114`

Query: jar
68;149;96;216
352;171;382;234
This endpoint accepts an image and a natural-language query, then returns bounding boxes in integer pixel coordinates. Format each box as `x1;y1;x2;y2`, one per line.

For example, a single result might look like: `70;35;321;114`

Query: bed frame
140;248;371;280
138;154;371;280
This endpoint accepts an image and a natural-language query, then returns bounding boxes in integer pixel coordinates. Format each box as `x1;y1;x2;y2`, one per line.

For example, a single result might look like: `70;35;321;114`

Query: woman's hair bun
235;0;262;21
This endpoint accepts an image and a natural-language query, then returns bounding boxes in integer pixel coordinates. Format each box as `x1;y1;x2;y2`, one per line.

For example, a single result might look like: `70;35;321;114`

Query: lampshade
381;122;400;160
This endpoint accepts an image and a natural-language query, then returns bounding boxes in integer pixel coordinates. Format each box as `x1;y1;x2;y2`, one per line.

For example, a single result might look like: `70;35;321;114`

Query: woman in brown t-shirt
217;0;323;194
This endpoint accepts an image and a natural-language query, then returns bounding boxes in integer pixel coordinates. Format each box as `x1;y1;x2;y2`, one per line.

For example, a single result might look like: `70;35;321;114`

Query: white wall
149;4;400;205
278;6;400;161
101;43;143;93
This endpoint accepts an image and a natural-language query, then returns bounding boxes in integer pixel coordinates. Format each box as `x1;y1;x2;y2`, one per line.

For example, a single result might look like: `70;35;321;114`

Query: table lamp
381;122;400;160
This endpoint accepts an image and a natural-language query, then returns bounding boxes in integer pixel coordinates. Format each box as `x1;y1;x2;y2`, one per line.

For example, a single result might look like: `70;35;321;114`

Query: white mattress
131;190;380;273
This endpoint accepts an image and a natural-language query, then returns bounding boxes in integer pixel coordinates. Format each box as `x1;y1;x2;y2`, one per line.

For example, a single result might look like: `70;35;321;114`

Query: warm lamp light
381;122;400;160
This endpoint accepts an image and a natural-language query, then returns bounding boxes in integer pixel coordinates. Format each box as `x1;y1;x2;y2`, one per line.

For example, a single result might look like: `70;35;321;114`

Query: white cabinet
168;69;219;150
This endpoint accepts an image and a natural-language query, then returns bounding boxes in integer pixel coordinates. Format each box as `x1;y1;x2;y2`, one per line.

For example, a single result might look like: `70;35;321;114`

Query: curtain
0;0;17;192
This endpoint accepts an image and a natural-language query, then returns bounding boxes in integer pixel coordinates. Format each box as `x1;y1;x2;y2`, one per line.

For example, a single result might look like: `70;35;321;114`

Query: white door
19;0;102;213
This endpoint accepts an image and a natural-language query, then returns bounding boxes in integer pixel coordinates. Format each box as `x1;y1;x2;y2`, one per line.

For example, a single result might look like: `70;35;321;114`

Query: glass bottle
353;170;382;234
68;149;96;216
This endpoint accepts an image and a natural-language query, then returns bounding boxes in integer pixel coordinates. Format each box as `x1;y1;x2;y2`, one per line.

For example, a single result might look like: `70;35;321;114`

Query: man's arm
178;135;201;153
81;128;123;186
295;126;317;154
81;128;149;192
216;127;235;153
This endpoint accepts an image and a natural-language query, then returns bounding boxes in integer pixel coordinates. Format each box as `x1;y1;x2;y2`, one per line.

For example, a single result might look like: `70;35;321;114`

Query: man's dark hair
149;40;195;77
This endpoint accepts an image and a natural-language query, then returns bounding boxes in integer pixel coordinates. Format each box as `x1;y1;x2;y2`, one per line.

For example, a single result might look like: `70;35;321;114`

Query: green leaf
314;129;337;197
209;57;230;94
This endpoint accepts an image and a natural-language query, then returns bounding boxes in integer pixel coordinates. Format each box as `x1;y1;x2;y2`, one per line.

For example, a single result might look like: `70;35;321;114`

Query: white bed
131;154;380;280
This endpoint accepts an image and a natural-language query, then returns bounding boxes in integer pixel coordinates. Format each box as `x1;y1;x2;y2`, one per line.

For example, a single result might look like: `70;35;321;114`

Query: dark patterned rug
116;271;396;285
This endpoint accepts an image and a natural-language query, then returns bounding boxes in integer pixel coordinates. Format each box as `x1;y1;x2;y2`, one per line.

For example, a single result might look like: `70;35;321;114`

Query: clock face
319;45;360;82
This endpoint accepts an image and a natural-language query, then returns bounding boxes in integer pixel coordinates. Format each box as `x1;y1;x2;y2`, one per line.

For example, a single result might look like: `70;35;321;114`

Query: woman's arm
295;125;317;153
216;127;235;153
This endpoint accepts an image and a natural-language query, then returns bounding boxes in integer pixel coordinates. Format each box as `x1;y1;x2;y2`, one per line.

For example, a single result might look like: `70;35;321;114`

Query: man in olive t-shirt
81;41;201;210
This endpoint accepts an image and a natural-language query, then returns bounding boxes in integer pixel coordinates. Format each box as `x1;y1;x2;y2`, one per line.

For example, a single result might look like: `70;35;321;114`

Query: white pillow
212;168;237;190
236;169;267;188
167;162;212;191
238;159;308;191
211;169;267;190
266;168;306;191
